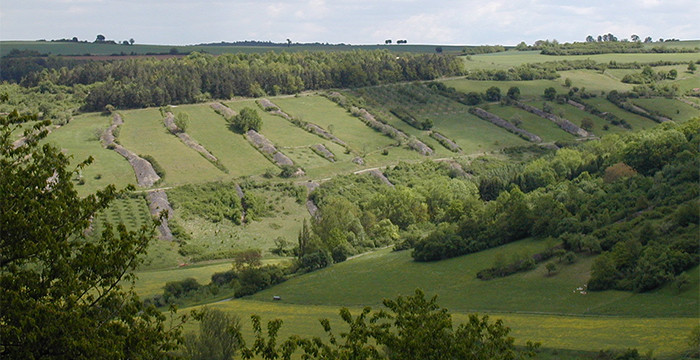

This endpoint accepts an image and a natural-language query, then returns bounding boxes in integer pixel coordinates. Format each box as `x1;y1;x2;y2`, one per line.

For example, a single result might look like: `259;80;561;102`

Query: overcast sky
1;0;698;46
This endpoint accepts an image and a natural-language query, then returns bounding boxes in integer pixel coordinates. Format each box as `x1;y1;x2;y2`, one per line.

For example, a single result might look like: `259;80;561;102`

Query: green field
273;96;396;155
487;104;576;141
631;98;700;122
355;84;529;153
441;78;567;100
177;297;696;358
42;112;136;195
167;183;309;261
463;50;700;70
580;97;659;130
246;241;698;317
91;196;152;234
181;239;698;357
170;104;271;177
119;108;225;186
557;70;634;93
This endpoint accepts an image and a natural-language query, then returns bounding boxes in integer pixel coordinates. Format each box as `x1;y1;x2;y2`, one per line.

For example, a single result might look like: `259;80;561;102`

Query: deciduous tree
0;112;182;358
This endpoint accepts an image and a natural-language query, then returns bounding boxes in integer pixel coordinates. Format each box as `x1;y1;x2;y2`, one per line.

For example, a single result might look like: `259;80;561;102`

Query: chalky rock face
147;190;174;241
163;112;218;162
246;129;294;166
101;114;160;188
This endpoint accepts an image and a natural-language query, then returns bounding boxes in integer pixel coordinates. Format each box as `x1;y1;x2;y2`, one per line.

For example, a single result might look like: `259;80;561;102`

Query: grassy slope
273;96;395;154
190;239;698;356
119;108;224;187
224;98;353;176
180;297;696;357
631;98;700;122
581;97;659;130
556;70;634;92
441;78;566;100
171;192;308;257
246;241;698;317
463;50;700;70
487;104;576;141
171;104;272;177
42;112;136;195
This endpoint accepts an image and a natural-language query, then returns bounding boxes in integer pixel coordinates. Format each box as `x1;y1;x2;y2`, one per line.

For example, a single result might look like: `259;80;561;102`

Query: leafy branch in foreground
239;289;538;360
0;110;183;358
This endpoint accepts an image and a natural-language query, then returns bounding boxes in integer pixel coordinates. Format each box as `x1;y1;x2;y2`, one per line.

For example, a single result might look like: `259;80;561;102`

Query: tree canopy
0;111;181;358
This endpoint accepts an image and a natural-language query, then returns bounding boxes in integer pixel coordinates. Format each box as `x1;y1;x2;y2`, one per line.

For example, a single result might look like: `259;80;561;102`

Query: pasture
462;50;700;70
355;84;529;153
119;108;225;186
176;239;698;358
42;112;136;195
246;241;698;317
170;104;271;177
179;297;696;358
630;97;700;122
580;97;659;130
486;104;576;141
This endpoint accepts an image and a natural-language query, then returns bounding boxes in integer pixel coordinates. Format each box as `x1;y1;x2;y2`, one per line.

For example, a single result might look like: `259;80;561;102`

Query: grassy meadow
462;50;700;70
42;112;136;195
119;108;225;186
486;104;576;141
17;41;699;358
170;104;272;177
174;237;698;358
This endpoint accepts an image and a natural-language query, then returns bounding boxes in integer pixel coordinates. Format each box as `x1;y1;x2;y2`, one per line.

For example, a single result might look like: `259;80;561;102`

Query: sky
1;0;698;46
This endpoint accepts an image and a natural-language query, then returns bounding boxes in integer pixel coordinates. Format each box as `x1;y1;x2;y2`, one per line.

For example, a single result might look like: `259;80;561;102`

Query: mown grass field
178;297;697;358
273;95;396;155
556;70;634;92
631;97;700;122
42;112;136;195
225;98;356;175
462;50;700;70
119;108;225;186
170;104;272;177
486;104;576;141
355;84;529;153
580;97;659;130
246;241;699;317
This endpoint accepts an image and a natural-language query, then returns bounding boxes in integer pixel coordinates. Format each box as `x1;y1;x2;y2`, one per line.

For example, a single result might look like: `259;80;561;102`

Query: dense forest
2;50;464;111
298;119;699;292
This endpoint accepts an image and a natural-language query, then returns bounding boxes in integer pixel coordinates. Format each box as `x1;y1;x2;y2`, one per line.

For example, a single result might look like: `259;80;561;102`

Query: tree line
300;118;699;292
8;50;464;111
